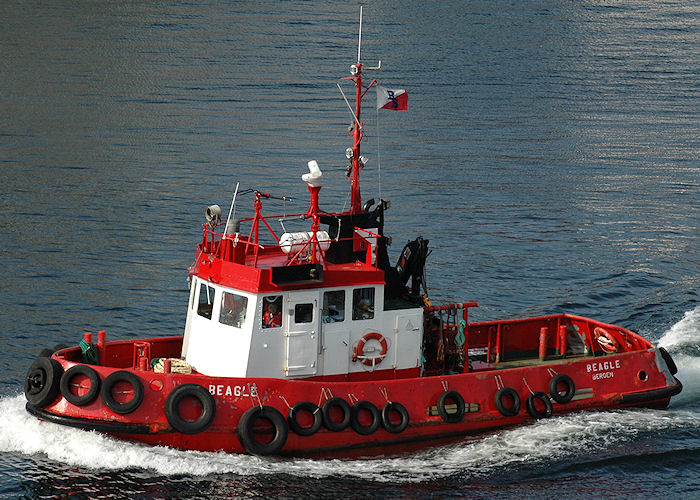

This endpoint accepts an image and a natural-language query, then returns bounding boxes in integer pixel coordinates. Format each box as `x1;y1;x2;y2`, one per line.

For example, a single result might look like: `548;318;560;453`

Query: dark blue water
1;1;698;498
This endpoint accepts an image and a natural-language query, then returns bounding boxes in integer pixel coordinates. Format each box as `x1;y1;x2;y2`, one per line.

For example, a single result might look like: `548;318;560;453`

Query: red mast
350;62;364;214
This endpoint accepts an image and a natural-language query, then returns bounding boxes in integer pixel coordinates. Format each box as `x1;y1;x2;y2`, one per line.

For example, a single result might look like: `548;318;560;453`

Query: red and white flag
376;85;408;111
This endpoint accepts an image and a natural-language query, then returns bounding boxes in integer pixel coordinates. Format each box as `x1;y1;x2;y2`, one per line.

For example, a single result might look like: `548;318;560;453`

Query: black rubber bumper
620;378;683;406
25;403;152;435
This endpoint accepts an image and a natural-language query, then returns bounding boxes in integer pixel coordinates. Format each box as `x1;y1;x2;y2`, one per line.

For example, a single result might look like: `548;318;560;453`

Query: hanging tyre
60;365;100;406
548;374;576;404
494;387;521;417
526;391;553;419
38;348;55;358
437;390;465;423
165;384;216;434
101;370;144;414
658;347;678;375
24;357;64;408
350;400;381;435
381;401;409;434
321;397;352;432
38;344;70;358
238;406;288;455
287;401;322;437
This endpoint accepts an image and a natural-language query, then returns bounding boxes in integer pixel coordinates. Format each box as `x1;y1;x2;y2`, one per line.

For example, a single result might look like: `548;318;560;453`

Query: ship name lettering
586;359;621;373
209;384;257;398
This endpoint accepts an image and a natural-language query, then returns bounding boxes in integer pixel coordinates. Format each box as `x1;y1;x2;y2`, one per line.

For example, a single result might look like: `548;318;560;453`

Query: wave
658;305;700;407
2;393;698;483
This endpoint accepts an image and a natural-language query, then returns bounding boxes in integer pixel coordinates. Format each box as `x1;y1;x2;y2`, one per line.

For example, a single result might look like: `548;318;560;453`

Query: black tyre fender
38;344;70;358
287;401;322;437
381;401;410;434
526;391;553;419
237;405;288;455
494;387;521;417
659;347;678;375
101;370;144;414
350;400;381;435
24;357;64;408
165;384;216;434
60;365;100;406
437;390;465;423
321;397;352;432
548;374;576;404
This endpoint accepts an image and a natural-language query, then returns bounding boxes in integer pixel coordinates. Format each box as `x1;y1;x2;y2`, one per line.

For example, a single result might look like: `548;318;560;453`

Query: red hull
25;314;681;458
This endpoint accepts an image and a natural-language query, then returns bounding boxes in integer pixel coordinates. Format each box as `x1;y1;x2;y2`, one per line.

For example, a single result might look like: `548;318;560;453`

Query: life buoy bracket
352;332;388;367
594;327;623;353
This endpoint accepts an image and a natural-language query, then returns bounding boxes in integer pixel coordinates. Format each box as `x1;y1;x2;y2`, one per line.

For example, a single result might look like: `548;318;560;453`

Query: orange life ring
594;327;622;353
353;332;388;367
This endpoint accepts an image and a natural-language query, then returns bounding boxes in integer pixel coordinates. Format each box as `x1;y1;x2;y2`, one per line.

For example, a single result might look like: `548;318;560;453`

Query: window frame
352;287;375;321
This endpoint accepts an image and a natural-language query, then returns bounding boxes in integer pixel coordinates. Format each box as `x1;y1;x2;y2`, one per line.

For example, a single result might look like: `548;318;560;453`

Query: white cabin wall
180;279;197;356
182;280;256;377
183;280;424;380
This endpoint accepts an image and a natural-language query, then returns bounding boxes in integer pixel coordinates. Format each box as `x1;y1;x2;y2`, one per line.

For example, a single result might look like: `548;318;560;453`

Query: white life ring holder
353;332;388;367
594;327;622;353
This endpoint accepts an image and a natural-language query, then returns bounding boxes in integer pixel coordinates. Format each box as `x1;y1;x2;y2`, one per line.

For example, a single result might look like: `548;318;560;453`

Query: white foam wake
658;305;700;407
2;392;699;482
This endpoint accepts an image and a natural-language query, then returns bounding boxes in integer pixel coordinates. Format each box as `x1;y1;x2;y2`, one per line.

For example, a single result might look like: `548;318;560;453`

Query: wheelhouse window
197;283;216;320
220;291;248;328
262;295;282;329
323;290;345;323
294;303;314;324
352;287;375;320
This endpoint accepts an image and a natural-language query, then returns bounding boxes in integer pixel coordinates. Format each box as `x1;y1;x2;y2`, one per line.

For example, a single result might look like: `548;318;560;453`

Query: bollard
164;358;172;374
559;325;568;357
83;331;93;344
539;327;548;360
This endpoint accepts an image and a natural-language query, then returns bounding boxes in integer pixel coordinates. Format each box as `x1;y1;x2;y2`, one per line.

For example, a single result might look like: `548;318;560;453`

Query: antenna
357;6;363;64
224;182;240;236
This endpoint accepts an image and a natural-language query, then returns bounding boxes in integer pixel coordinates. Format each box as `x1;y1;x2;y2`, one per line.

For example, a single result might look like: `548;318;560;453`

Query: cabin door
284;291;319;377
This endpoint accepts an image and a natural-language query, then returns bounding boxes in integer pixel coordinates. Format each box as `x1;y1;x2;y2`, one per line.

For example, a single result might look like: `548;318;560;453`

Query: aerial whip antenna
357;6;363;64
224;182;240;236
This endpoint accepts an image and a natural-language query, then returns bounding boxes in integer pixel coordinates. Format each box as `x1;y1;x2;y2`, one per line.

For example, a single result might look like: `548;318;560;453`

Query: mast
350;62;363;214
349;6;364;215
347;6;380;215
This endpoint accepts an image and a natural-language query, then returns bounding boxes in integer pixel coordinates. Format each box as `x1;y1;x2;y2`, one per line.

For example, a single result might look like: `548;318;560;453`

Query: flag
376;85;408;111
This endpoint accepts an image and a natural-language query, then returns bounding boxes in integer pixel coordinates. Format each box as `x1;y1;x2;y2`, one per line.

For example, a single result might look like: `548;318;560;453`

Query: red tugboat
24;13;681;458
